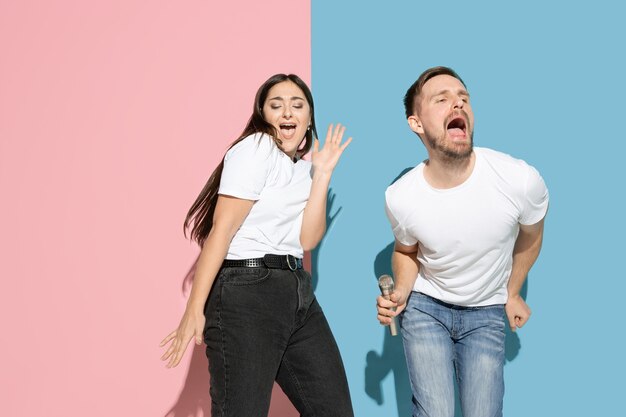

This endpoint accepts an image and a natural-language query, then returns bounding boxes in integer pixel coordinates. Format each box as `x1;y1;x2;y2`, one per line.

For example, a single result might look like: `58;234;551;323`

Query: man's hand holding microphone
377;275;411;336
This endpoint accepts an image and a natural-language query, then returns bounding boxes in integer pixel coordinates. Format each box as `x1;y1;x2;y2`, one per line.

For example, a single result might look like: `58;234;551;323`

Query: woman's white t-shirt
218;133;312;259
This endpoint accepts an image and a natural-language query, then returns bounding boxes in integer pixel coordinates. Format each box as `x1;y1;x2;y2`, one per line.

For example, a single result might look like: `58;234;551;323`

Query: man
377;66;549;417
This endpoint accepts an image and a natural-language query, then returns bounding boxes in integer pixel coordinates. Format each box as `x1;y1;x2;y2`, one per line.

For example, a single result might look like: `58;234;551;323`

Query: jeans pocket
478;305;506;334
221;268;272;286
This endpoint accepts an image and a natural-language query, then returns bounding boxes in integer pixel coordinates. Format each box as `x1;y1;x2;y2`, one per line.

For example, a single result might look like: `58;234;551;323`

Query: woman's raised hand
311;124;352;175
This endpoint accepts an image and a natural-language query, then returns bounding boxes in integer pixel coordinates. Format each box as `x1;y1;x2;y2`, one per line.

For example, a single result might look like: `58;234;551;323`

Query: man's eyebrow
430;89;470;98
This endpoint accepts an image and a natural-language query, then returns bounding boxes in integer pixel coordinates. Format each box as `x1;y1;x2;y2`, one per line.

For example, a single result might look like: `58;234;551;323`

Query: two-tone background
2;1;624;416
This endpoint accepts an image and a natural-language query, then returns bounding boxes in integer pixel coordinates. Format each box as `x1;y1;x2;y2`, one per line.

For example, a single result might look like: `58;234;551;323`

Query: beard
425;132;473;161
423;117;473;163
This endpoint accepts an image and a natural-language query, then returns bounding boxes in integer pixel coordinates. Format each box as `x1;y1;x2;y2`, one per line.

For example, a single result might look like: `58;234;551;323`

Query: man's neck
423;151;476;189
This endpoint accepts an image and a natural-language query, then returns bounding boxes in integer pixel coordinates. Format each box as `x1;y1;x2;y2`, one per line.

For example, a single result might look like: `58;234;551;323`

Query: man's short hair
403;66;466;118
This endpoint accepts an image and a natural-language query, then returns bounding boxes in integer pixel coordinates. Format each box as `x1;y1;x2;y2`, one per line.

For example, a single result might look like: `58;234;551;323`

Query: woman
160;73;354;417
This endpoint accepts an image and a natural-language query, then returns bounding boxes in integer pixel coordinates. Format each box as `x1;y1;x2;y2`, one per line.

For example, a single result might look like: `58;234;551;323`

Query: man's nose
453;97;465;109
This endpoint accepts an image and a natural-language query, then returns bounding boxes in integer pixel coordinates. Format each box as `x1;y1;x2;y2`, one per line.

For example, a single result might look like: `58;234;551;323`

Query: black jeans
203;266;354;417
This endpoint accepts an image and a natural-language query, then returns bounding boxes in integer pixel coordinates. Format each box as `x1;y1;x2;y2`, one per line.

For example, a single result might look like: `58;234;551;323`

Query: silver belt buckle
286;255;297;271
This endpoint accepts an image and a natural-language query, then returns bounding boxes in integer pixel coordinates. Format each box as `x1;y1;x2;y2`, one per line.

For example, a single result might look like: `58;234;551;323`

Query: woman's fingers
324;124;346;146
340;136;352;151
159;330;177;347
310;123;352;174
159;329;188;367
318;123;351;152
167;339;181;368
160;330;177;361
170;337;190;368
325;123;334;143
161;339;177;361
330;123;344;145
332;123;343;144
323;124;350;150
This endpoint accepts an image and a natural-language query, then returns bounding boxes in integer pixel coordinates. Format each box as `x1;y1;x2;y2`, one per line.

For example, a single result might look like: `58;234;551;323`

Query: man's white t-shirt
385;147;549;306
219;133;312;259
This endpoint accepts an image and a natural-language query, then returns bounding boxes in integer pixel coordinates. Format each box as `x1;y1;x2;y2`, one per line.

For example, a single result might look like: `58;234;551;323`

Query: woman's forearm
300;171;331;251
185;229;231;313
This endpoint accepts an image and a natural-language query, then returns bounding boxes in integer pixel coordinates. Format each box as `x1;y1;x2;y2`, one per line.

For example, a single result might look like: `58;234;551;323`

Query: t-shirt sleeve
385;190;418;246
218;134;274;200
519;164;549;225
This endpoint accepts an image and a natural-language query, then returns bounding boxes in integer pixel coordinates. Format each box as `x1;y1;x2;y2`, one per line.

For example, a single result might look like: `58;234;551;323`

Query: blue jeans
203;266;354;417
400;292;506;417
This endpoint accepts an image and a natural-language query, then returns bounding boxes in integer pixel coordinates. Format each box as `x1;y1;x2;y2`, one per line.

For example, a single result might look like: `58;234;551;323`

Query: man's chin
441;142;473;160
424;133;473;161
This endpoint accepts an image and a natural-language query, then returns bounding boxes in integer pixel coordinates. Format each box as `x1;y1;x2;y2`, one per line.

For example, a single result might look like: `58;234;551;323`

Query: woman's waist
222;253;303;270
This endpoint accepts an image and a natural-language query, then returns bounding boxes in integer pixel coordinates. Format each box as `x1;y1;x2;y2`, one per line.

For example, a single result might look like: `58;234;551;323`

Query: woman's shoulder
295;157;312;168
225;133;281;163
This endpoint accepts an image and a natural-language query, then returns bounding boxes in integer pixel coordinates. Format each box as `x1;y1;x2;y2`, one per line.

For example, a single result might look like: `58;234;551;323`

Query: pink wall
0;1;309;415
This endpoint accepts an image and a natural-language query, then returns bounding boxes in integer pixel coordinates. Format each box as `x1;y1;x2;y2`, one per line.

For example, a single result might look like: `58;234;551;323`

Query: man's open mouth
446;116;467;137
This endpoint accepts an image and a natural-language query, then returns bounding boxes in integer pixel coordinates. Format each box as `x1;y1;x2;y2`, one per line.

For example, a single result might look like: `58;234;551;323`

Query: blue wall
311;1;625;415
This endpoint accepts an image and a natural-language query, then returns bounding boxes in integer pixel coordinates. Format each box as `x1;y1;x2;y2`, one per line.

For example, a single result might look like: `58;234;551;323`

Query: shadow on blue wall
363;169;527;416
311;188;342;291
365;240;413;417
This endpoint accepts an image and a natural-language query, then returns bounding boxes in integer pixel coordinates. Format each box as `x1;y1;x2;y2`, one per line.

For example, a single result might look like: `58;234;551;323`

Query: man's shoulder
386;163;424;195
476;147;535;175
477;146;522;163
384;163;426;216
476;147;547;203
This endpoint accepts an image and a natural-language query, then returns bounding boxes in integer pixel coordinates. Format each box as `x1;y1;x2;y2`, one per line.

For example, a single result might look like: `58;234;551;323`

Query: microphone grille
378;274;394;288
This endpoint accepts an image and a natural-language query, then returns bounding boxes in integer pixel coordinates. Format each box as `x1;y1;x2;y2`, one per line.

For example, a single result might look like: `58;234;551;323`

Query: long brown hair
183;74;318;246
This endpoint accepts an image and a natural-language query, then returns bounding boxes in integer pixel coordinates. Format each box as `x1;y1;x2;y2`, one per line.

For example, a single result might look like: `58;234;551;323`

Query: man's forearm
508;220;545;297
392;246;420;295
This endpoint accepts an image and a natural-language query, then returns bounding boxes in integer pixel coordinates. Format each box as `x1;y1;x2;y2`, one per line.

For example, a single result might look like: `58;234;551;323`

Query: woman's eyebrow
268;96;305;101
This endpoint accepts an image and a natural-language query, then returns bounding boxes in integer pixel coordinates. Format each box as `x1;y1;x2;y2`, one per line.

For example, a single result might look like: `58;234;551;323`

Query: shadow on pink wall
164;345;297;417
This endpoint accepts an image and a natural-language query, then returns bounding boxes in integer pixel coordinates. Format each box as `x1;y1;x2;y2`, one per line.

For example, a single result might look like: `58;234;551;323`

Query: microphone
378;274;398;336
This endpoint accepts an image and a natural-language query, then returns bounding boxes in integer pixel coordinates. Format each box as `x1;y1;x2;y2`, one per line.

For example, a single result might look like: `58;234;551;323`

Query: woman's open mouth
279;123;297;139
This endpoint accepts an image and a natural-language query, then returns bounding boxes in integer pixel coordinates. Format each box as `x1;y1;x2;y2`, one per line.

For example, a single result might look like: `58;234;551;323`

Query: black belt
221;254;303;271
